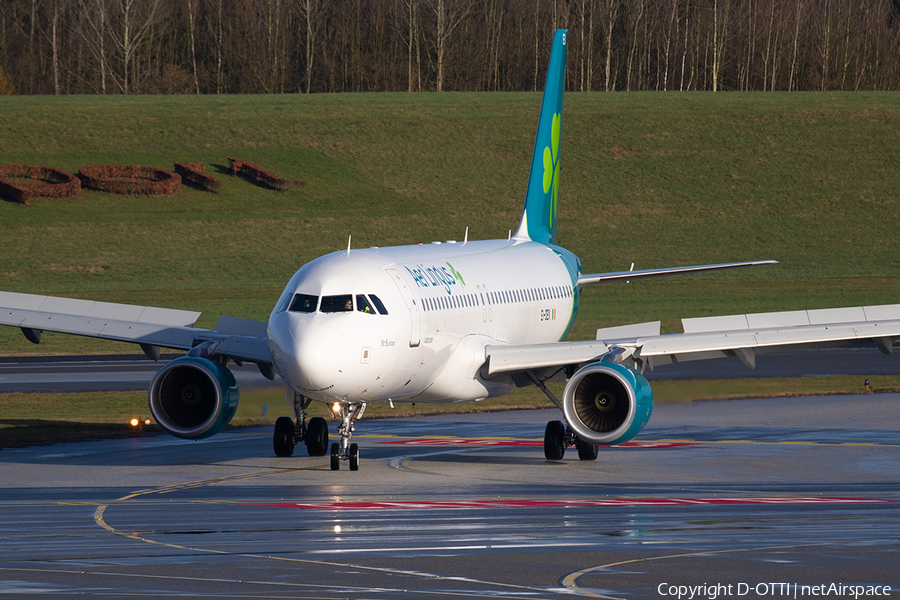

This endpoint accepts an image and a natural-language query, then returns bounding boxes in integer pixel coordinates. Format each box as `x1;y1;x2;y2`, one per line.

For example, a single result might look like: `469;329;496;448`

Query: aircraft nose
289;321;348;395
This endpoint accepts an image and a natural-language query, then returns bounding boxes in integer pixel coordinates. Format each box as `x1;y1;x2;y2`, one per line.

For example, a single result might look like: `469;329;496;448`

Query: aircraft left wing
0;291;272;372
577;260;777;286
485;303;900;377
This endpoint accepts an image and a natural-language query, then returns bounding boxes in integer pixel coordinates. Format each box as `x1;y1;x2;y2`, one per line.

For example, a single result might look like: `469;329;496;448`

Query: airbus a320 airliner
2;30;899;471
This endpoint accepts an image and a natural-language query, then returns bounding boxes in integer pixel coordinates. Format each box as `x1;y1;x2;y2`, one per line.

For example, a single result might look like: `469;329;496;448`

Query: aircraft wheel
576;437;599;461
349;443;359;471
273;416;295;457
330;443;340;471
305;417;329;457
544;420;566;461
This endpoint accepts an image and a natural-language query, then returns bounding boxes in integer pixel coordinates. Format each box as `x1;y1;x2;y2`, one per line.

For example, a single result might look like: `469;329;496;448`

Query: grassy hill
1;91;899;356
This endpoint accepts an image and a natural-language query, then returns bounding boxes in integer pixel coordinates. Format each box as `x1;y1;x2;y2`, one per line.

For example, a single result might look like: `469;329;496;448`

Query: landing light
130;418;140;427
331;402;342;415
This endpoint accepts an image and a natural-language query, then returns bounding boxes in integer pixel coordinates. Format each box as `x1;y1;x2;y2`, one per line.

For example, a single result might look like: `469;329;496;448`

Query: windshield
288;294;318;313
320;294;354;313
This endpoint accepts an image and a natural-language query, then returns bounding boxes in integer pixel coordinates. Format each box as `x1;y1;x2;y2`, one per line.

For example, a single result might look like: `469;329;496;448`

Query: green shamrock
541;113;561;227
446;262;465;286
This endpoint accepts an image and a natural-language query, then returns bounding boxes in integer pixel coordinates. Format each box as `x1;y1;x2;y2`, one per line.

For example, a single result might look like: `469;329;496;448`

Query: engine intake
562;362;653;445
149;356;239;440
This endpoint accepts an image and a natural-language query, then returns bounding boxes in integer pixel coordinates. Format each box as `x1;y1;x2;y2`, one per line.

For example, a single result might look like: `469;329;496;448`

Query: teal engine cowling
562;362;653;445
149;356;238;440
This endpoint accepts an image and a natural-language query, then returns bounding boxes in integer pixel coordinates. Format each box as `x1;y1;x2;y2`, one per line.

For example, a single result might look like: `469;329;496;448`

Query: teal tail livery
514;29;568;246
3;28;896;469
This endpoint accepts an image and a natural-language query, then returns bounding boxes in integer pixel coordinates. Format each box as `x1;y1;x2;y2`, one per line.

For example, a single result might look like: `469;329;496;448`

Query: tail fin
513;29;568;246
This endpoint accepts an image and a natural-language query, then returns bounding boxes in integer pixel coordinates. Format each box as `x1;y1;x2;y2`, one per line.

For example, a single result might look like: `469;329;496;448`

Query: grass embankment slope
1;92;898;445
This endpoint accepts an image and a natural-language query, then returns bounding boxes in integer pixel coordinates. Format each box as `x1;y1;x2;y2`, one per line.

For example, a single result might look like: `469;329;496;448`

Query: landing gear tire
330;442;340;471
576;437;599;461
349;443;359;471
273;416;295;457
305;416;329;457
544;420;566;461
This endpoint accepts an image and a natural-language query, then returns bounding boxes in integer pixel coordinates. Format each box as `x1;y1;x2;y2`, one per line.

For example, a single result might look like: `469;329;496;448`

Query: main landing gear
524;371;599;462
274;393;329;458
331;402;366;471
543;420;598;461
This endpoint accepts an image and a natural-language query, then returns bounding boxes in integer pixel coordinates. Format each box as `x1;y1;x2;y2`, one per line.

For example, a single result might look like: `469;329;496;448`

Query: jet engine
562;362;653;446
149;356;239;440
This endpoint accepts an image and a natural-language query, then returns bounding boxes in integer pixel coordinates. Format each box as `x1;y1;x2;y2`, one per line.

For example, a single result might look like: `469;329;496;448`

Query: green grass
1;92;899;445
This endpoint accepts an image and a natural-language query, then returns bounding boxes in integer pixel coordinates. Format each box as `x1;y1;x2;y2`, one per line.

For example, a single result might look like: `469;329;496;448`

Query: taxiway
1;394;898;598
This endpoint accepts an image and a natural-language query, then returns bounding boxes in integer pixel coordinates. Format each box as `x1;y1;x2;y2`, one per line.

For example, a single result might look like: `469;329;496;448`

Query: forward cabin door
386;268;421;348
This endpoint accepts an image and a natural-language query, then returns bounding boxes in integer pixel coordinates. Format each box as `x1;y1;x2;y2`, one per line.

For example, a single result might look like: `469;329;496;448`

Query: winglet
513;30;568;246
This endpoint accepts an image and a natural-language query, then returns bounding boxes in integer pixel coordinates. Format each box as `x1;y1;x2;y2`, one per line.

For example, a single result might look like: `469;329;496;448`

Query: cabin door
386;268;421;348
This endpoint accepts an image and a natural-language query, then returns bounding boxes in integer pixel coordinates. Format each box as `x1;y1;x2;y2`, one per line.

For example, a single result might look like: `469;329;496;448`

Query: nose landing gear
330;401;366;471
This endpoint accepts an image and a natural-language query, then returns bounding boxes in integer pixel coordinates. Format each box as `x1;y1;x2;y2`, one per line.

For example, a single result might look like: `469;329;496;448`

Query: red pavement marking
250;497;897;511
379;438;699;448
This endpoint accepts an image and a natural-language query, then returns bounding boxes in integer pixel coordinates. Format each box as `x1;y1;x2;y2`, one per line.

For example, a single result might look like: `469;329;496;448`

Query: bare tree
425;0;473;91
598;0;617;91
788;0;803;90
711;0;730;91
78;0;111;93
484;0;504;90
623;0;645;91
50;0;60;94
108;0;162;93
186;0;199;94
298;0;323;93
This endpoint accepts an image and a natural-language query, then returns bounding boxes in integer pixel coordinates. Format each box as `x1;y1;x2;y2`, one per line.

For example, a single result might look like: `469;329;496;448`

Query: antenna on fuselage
463;227;468;246
347;235;352;256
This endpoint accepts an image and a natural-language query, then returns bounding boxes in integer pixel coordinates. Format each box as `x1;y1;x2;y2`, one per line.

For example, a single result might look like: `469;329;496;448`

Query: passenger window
289;294;318;313
369;294;389;315
321;294;353;313
356;294;375;314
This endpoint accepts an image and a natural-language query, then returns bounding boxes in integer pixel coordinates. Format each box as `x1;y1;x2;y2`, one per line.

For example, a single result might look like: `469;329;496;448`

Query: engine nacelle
562;362;653;446
149;356;239;440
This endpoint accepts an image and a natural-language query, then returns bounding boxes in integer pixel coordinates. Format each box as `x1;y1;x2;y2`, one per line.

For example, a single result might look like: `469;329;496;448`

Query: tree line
2;0;900;95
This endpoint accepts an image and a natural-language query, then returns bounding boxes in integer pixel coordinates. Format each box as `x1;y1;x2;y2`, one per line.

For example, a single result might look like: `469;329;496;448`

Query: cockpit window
369;294;388;315
320;294;353;313
356;294;375;314
289;294;318;313
275;289;293;314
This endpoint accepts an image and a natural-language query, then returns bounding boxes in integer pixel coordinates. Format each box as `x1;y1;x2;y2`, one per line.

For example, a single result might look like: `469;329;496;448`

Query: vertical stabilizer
513;29;568;245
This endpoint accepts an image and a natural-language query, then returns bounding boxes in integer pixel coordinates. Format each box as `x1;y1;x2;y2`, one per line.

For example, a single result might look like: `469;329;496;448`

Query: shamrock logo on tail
542;113;561;229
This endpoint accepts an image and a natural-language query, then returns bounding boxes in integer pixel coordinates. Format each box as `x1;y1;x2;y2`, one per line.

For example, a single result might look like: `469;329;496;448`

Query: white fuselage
267;238;581;405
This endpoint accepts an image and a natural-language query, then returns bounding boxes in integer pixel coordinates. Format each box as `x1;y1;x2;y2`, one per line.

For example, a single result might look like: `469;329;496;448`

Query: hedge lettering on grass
78;165;182;196
227;157;289;191
174;162;221;193
1;159;298;204
0;165;81;205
